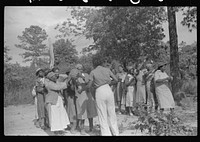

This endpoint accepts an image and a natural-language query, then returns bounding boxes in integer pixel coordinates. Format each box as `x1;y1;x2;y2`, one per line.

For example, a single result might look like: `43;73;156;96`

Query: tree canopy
56;7;167;65
15;25;48;66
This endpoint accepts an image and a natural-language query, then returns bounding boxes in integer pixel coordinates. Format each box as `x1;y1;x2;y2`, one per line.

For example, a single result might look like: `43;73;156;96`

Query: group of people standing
32;57;175;136
111;58;175;116
32;65;97;135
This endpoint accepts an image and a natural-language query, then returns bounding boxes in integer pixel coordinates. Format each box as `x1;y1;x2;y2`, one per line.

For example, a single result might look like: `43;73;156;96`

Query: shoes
54;131;65;136
129;113;133;116
64;125;71;131
70;130;78;134
80;130;87;135
117;111;122;115
34;121;40;128
41;126;48;130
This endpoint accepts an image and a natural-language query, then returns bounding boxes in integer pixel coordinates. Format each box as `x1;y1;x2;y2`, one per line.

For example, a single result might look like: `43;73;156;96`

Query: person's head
46;71;57;82
118;65;124;73
157;62;168;72
76;64;83;73
146;63;153;71
66;71;70;76
52;67;59;73
52;67;59;78
36;68;44;77
43;68;51;77
126;65;133;74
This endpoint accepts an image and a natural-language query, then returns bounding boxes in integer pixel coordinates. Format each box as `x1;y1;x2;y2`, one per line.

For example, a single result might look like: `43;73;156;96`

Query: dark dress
65;81;77;123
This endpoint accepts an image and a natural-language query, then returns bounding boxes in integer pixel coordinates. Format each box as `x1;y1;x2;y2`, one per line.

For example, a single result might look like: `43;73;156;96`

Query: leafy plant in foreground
131;104;196;136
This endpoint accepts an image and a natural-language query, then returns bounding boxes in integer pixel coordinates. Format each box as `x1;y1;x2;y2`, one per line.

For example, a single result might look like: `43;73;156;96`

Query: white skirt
34;97;38;120
126;86;135;107
50;95;70;131
156;84;175;109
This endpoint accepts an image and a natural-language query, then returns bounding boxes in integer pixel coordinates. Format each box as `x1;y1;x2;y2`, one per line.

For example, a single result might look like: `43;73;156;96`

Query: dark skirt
36;93;45;118
65;89;77;122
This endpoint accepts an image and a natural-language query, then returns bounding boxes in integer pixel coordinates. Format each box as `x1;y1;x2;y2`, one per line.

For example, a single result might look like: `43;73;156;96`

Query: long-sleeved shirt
44;78;67;105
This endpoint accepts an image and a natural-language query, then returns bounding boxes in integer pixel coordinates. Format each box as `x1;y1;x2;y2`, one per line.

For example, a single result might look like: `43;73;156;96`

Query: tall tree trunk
167;7;180;98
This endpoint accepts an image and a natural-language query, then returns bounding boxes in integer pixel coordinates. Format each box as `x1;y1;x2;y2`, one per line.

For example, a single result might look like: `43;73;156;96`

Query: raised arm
45;79;67;91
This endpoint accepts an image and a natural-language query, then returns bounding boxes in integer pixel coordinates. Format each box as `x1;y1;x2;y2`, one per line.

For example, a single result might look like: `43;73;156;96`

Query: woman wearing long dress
75;74;88;135
64;79;78;134
76;72;98;134
136;68;147;105
144;63;156;111
116;65;127;114
32;86;38;123
35;68;47;130
44;71;70;135
154;63;175;114
124;69;136;116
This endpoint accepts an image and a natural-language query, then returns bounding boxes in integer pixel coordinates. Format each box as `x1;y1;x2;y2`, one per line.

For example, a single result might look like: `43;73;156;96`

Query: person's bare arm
125;75;135;86
110;70;118;82
45;79;68;91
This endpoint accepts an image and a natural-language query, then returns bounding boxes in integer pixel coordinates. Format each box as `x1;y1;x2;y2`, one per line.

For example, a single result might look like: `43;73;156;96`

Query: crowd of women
31;57;175;136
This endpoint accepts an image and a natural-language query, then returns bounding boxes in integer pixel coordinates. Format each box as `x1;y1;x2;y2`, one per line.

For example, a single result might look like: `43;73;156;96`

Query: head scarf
46;71;56;80
75;64;83;70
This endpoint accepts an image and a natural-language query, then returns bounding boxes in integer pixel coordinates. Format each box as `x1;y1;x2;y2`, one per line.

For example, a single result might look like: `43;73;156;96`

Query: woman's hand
168;76;173;81
77;89;82;94
77;86;83;94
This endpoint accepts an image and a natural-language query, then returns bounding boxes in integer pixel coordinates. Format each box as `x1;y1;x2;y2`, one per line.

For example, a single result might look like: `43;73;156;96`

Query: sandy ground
4;100;197;136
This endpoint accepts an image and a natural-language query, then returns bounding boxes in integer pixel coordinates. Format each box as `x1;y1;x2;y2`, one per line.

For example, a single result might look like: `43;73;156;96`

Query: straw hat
35;68;43;76
157;61;169;68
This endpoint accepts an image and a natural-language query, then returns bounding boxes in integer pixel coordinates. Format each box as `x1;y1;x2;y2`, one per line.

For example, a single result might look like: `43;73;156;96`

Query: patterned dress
136;70;146;104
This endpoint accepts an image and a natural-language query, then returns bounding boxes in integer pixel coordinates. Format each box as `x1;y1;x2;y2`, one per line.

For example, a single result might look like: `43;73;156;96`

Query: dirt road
4;103;197;136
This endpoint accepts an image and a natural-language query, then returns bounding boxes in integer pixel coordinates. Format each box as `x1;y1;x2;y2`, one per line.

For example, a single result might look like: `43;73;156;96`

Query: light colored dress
32;86;38;119
136;70;146;104
44;79;70;131
75;76;88;120
125;74;135;107
154;70;175;109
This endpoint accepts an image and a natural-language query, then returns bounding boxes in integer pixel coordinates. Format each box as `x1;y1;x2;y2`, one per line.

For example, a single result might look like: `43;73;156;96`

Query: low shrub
130;104;197;136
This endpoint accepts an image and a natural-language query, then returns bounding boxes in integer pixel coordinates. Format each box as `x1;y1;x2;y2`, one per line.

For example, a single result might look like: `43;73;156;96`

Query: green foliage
180;7;197;32
132;104;197;136
4;43;12;63
53;38;78;65
56;7;167;64
179;42;197;78
181;78;197;97
4;63;36;106
78;53;93;74
15;25;48;65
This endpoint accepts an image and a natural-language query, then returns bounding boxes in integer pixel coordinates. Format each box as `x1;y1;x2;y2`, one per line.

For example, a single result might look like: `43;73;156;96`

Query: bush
181;78;197;96
131;105;197;136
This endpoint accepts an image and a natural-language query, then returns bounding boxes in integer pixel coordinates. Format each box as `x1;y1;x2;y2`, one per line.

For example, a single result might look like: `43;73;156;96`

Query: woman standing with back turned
88;58;119;136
